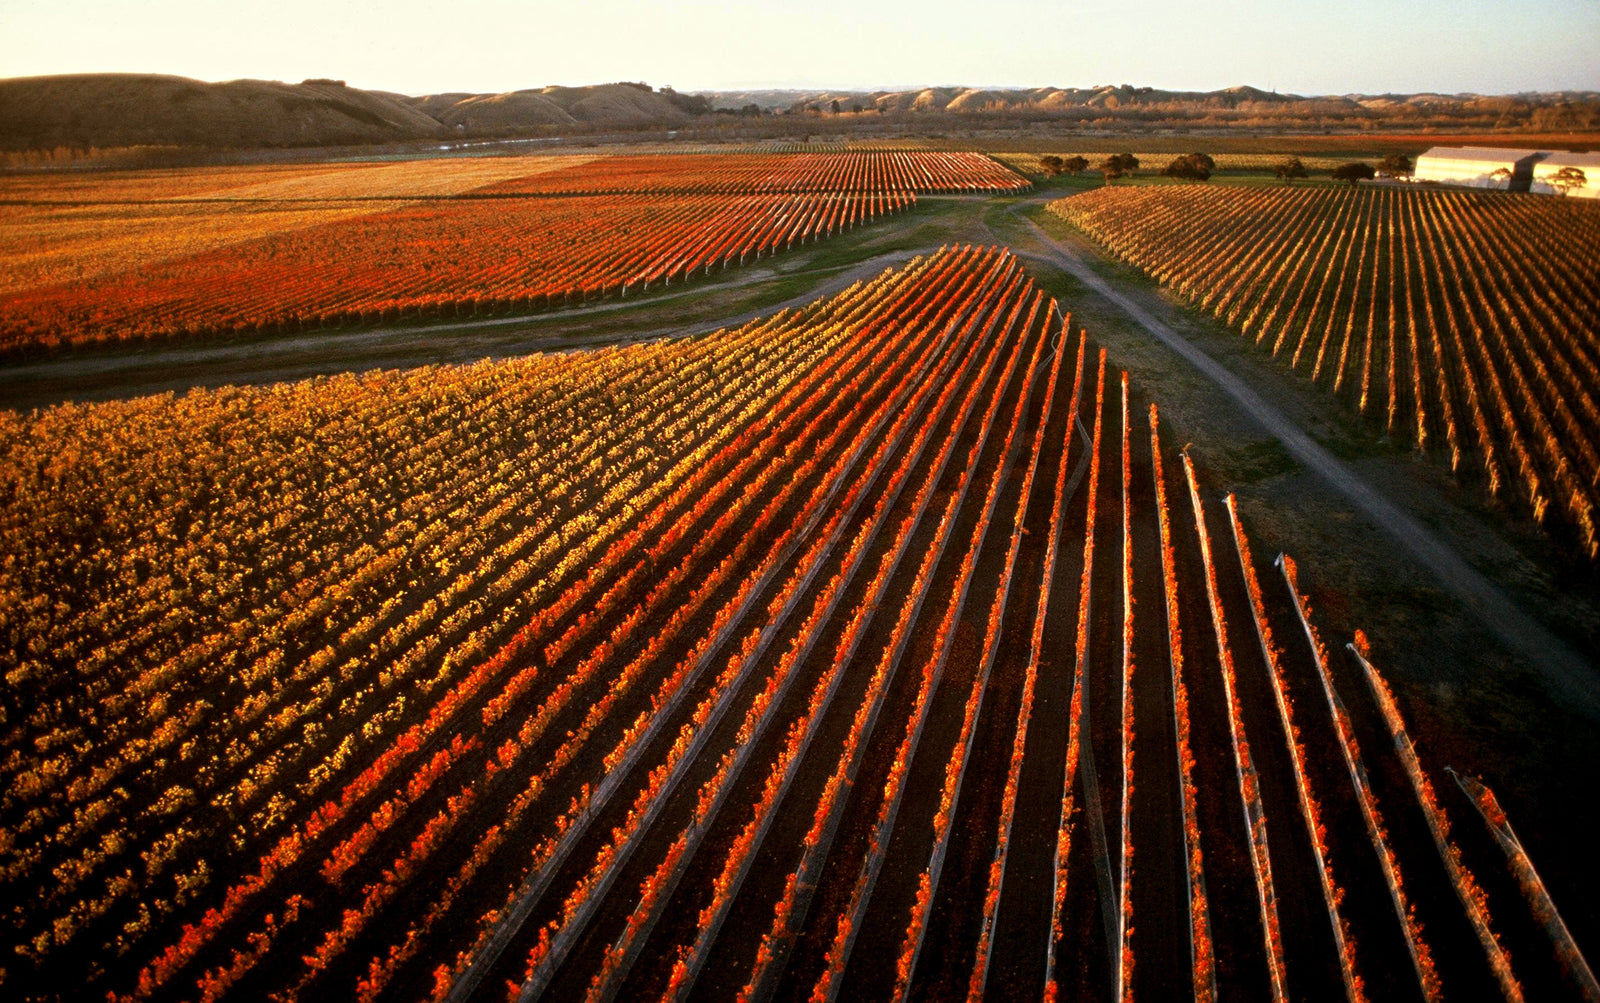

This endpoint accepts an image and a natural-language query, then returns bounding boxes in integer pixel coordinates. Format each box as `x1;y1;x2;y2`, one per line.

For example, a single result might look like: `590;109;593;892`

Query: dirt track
4;185;1593;720
4;178;1597;995
1008;209;1600;719
0;248;923;411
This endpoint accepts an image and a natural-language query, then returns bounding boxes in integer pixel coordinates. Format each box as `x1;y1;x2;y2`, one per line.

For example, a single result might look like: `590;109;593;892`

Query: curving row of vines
0;151;1030;355
2;246;1587;1001
1053;183;1600;559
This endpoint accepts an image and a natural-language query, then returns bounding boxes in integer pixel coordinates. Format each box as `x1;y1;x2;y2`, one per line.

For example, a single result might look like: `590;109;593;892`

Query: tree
659;87;712;115
1099;153;1139;183
1547;166;1588;196
1273;157;1308;183
1039;155;1065;177
830;99;841;115
1379;153;1413;176
1063;155;1090;175
1489;167;1513;186
1331;162;1376;186
1162;153;1213;181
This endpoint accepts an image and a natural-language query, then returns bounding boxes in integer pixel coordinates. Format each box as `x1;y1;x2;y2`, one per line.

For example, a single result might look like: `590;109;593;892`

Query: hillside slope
716;84;1600;131
0;75;699;152
4;74;1596;155
0;74;447;150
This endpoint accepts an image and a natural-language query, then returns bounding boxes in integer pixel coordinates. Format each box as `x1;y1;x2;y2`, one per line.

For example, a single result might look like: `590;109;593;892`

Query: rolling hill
0;74;448;150
0;75;697;152
2;73;1596;155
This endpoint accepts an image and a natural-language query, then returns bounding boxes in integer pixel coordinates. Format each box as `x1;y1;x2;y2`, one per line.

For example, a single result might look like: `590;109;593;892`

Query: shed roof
1536;151;1600;169
1416;146;1543;163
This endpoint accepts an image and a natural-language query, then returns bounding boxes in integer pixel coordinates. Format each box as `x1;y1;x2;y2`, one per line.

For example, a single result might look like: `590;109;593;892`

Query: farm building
1531;151;1600;198
1413;146;1545;191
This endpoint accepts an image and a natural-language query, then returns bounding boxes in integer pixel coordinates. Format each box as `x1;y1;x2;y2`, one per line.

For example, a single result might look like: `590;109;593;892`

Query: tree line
1037;152;1421;186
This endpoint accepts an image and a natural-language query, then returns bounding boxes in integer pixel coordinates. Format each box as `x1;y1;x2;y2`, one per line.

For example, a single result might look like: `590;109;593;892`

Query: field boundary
1012;209;1600;718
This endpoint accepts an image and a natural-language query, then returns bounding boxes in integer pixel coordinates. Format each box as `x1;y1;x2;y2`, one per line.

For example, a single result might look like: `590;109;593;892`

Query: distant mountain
0;74;700;152
706;84;1321;112
735;84;1600;116
1;74;1595;156
413;82;700;133
0;74;447;150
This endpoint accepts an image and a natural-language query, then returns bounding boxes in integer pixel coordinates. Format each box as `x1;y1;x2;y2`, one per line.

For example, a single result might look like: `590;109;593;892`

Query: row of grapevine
884;286;1054;999
1041;366;1592;1002
498;253;992;1002
0;190;913;353
0;150;1016;310
802;259;1042;1003
1044;349;1104;1000
271;247;1014;1003
3;317;851;983
1147;403;1216;1001
1183;451;1291;1001
1451;774;1600;1001
1280;554;1442;1000
0;153;594;209
488;151;1031;195
968;302;1085;1001
1226;497;1365;1002
1348;638;1522;1001
1116;373;1137;1002
1053;184;1600;559
0;247;995;998
574;274;993;1003
732;267;1035;1003
125;272;918;999
5;244;1593;1000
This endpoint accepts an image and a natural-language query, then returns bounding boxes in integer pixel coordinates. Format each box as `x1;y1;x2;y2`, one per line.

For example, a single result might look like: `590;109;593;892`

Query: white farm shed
1531;151;1600;198
1414;146;1544;191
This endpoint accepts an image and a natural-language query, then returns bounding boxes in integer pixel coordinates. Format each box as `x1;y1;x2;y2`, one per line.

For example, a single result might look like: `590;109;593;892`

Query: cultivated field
0;152;1026;355
484;151;1031;194
0;191;913;353
0;156;600;294
1052;184;1600;559
994;152;1357;178
2;247;1585;1002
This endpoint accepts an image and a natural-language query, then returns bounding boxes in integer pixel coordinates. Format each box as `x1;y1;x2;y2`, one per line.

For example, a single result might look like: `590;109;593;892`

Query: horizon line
4;70;1597;102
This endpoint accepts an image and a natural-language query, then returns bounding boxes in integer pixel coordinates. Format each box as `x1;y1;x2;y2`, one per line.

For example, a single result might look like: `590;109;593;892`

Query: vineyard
0;191;913;353
2;245;1590;1001
482;151;1032;194
0;151;1027;355
0;156;603;295
1051;184;1600;560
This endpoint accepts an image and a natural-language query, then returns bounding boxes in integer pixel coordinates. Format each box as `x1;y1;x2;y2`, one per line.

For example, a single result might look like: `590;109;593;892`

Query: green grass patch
1311;425;1408;461
1002;256;1090;302
1208;438;1302;484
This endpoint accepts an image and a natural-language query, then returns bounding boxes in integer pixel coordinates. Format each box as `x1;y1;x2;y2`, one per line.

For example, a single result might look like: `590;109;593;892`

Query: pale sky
1;0;1595;97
